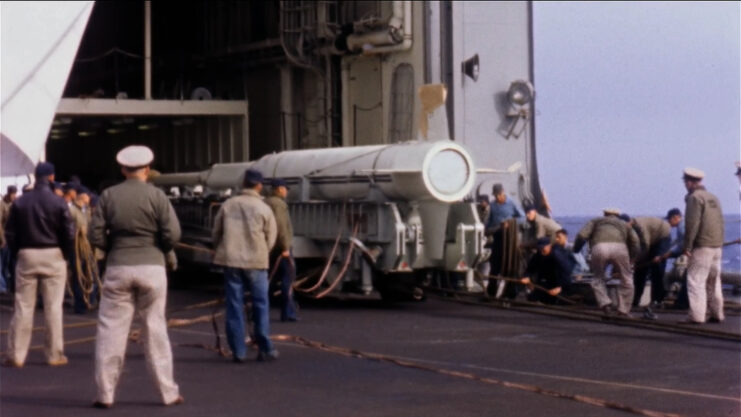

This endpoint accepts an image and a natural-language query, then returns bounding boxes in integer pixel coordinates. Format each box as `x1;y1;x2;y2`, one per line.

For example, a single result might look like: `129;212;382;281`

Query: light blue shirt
485;198;522;231
668;221;685;258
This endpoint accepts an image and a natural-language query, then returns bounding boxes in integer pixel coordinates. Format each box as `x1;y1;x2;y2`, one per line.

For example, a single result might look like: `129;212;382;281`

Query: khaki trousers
94;265;179;405
7;248;67;365
686;247;724;323
589;242;634;315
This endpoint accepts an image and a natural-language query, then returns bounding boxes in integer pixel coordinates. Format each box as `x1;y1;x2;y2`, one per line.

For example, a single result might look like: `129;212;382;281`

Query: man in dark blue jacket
519;237;575;304
3;162;74;368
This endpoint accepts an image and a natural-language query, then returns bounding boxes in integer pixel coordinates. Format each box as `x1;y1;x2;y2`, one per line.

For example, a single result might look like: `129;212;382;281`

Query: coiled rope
71;226;102;309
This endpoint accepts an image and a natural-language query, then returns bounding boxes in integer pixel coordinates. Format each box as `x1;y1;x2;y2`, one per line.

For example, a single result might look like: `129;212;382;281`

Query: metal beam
56;98;248;116
144;1;152;100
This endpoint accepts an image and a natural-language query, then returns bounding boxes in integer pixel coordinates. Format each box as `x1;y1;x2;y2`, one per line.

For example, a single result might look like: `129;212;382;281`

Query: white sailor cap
682;167;704;181
603;208;621;216
116;145;154;168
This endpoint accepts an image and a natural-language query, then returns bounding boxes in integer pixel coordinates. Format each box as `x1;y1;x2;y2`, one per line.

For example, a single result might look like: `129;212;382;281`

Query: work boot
257;349;279;362
642;307;658;321
707;317;724;324
92;401;112;409
601;304;616;316
2;357;23;368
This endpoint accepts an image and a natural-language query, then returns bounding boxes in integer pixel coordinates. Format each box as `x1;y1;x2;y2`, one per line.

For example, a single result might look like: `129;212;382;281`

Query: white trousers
94;265;179;404
589;242;634;315
7;248;67;365
686;247;724;323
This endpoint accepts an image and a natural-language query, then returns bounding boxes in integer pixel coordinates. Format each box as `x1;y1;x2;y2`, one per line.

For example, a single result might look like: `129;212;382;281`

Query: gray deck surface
1;286;739;417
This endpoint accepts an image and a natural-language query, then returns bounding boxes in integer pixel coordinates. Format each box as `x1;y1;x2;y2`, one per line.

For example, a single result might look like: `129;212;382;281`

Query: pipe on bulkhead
144;0;152;100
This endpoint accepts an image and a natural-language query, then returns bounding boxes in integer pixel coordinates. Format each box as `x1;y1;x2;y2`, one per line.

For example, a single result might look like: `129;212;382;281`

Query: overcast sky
533;1;740;217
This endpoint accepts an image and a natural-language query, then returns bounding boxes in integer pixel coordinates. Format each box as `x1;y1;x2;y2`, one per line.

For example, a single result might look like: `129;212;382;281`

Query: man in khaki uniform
573;208;640;316
89;145;183;407
1;185;18;293
3;163;74;367
680;168;725;324
628;215;672;307
68;184;93;314
265;178;298;322
520;204;562;249
213;169;278;362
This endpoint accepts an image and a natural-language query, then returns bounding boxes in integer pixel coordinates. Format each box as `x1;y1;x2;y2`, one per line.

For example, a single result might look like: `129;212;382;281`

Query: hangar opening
48;1;301;191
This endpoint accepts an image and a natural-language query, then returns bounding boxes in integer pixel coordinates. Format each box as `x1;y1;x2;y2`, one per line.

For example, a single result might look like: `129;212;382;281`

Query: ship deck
1;285;739;417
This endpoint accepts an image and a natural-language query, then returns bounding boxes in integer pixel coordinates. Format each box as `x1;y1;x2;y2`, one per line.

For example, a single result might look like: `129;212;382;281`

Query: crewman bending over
520;204;562;250
573;208;640;317
627;215;672;307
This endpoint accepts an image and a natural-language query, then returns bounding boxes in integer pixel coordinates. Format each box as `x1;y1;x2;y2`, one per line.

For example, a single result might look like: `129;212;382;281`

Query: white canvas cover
1;1;93;177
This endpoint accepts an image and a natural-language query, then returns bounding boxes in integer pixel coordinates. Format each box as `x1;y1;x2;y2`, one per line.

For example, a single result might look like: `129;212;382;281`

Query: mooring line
425;287;741;342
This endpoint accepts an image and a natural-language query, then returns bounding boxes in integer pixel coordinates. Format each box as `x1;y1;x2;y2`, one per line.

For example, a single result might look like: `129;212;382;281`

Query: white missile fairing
156;140;475;204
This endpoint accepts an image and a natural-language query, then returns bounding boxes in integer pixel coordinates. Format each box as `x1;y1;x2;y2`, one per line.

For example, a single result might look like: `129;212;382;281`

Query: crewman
555;228;584;272
52;181;64;197
69;185;94;314
619;214;647;256
212;169;278;362
680;168;724;324
476;195;491;225
573;208;640;316
475;195;492;279
520;204;562;250
265;178;299;322
553;229;568;249
1;185;18;293
485;183;523;297
629;215;672;307
519;237;575;304
62;183;77;208
89;145;183;407
660;208;689;309
2;162;75;368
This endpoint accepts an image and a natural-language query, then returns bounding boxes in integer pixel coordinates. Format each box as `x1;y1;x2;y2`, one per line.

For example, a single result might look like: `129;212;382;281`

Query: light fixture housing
462;54;480;82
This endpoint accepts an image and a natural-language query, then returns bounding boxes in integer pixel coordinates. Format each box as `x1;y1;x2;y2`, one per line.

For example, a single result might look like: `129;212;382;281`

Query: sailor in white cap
572;208;640;316
89;145;184;407
680;167;725;324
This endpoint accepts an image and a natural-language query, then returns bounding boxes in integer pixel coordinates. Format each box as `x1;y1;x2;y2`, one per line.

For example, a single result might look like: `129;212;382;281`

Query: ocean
554;215;741;273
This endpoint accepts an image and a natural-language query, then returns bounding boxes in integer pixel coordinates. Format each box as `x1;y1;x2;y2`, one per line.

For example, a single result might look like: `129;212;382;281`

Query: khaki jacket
0;199;11;247
576;215;640;259
684;187;724;251
212;189;277;269
634;217;670;247
90;179;181;267
264;195;293;254
521;213;561;246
